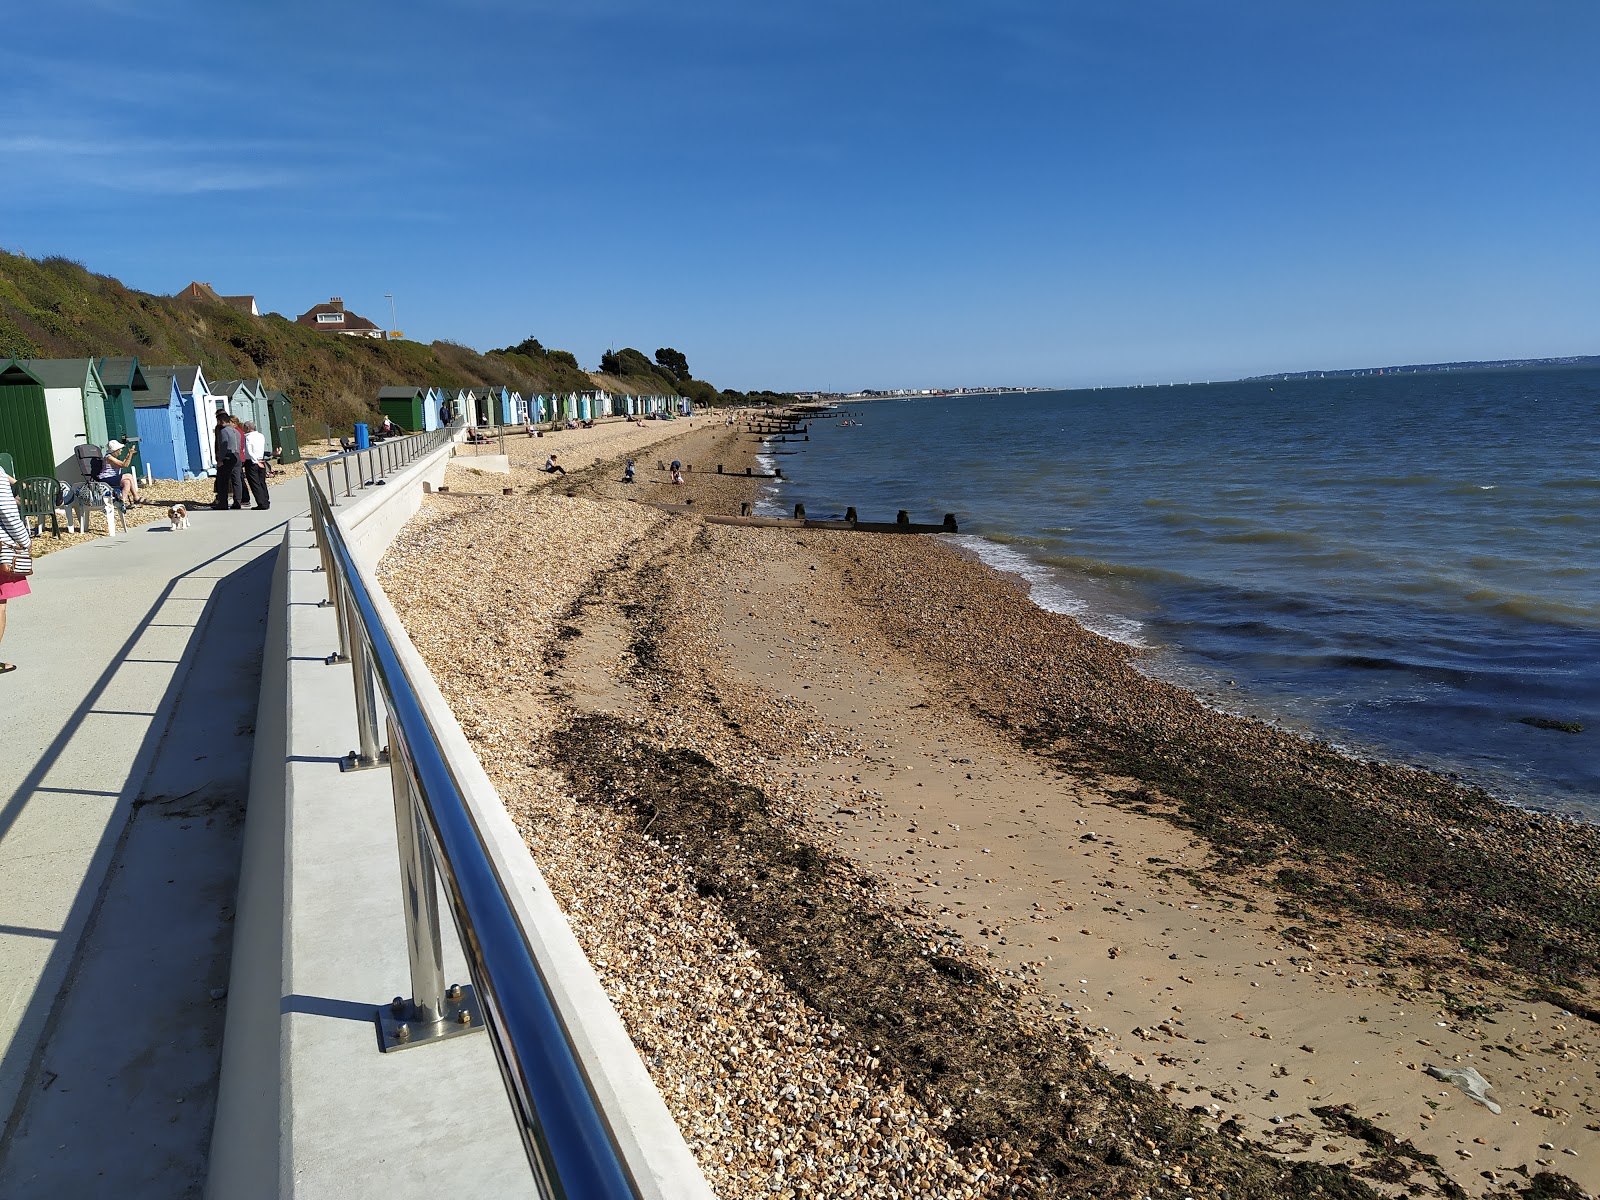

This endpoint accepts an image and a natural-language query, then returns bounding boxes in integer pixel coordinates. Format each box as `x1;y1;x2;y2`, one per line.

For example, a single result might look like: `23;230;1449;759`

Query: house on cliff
295;297;384;339
175;281;260;316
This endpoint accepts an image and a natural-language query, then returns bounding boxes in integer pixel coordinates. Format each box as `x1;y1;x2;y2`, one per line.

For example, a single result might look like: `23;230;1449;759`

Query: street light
385;293;397;340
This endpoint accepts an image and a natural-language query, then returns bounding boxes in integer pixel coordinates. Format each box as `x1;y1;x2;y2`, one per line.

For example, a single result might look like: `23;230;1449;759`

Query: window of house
317;312;345;324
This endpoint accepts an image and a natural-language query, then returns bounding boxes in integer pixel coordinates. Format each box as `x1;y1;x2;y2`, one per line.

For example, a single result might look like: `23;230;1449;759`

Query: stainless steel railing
304;430;641;1199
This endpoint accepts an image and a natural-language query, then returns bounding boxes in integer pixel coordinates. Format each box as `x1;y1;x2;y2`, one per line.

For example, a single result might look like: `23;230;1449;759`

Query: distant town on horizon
791;351;1600;399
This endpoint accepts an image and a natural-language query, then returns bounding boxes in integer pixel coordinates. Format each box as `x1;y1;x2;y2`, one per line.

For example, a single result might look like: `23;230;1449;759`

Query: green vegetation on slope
0;250;784;432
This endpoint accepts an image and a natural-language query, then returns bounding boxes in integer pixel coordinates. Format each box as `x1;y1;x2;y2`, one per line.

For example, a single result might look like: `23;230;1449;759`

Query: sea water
760;369;1600;815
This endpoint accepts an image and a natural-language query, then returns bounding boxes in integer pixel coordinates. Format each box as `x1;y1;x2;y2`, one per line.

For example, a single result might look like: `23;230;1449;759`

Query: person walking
242;421;271;510
0;471;33;674
212;414;246;510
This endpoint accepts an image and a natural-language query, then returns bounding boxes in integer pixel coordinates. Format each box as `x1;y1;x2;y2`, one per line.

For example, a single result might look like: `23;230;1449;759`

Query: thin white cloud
0;131;310;196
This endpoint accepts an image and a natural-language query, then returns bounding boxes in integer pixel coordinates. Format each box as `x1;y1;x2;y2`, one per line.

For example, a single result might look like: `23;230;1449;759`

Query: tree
599;348;622;375
654;347;690;381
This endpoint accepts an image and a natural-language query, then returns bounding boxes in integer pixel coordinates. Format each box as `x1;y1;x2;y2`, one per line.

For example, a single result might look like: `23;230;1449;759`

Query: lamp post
385;293;397;340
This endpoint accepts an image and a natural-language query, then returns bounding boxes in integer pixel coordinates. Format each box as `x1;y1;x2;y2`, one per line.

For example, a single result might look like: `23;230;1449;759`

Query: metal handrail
304;436;642;1199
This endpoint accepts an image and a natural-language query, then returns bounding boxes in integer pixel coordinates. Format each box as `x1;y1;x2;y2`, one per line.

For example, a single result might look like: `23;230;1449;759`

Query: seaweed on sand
551;714;1386;1199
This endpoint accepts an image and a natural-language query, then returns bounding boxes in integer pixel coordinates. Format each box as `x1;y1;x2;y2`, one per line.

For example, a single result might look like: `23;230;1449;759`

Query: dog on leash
168;503;190;531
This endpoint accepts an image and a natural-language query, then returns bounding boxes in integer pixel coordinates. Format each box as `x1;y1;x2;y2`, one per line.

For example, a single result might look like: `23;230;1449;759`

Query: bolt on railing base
325;651;350;665
377;984;485;1052
340;747;392;773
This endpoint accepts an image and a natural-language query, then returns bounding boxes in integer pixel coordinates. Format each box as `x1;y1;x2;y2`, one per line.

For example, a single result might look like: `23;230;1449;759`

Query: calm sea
756;369;1600;816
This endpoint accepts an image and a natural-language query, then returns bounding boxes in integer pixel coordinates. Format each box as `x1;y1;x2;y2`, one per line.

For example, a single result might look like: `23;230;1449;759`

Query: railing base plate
340;748;391;773
377;986;485;1052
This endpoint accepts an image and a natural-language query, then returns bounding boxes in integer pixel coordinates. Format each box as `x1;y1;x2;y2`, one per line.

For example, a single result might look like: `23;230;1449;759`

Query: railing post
390;719;444;1023
341;603;386;771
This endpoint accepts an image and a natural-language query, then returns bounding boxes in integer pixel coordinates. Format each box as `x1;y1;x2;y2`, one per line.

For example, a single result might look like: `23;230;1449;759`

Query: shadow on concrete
0;541;278;1199
280;994;378;1024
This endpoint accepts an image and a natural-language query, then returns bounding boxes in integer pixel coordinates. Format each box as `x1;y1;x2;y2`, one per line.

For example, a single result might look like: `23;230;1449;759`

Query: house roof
20;358;101;390
295;297;381;333
378;386;425;400
133;367;180;408
177;282;258;316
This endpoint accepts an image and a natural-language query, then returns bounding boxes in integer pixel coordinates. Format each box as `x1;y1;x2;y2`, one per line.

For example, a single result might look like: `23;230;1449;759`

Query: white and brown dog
168;503;190;530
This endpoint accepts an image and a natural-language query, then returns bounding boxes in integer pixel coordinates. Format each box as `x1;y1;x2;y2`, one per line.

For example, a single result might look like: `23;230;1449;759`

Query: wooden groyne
642;499;957;534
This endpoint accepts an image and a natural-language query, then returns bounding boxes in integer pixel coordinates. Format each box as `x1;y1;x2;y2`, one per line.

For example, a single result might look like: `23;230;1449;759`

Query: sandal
0;663;16;674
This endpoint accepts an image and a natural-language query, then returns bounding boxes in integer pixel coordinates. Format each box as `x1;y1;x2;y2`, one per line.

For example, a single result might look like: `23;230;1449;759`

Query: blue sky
6;1;1597;390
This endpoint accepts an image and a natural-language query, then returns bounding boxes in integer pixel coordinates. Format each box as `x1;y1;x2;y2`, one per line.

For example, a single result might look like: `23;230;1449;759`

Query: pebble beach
378;415;1600;1199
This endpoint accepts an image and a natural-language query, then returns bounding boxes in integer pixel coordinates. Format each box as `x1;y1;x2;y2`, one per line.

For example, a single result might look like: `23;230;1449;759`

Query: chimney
330;297;344;310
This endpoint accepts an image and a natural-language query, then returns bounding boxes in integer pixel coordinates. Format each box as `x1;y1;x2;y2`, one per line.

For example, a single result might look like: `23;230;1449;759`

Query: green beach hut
97;356;148;454
377;386;426;433
266;389;301;463
0;359;56;479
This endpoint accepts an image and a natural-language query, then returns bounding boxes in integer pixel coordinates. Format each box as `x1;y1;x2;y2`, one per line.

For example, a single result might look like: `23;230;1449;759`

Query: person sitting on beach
525;422;536;437
97;440;140;505
564;419;577;430
544;454;566;475
671;466;683;485
623;459;635;484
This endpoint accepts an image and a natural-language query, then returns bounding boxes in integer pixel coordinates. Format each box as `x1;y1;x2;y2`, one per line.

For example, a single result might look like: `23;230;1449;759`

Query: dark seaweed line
550;714;1393;1200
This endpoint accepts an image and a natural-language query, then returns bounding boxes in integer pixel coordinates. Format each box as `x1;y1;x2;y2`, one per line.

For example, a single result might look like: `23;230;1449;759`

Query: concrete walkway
0;481;306;1196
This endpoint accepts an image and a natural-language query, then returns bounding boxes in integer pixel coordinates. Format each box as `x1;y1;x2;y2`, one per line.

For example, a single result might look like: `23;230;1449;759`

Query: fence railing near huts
302;429;706;1198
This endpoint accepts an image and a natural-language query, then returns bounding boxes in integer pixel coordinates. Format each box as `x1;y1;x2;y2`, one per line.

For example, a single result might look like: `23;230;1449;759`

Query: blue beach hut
423;387;445;431
165;365;220;476
132;367;189;479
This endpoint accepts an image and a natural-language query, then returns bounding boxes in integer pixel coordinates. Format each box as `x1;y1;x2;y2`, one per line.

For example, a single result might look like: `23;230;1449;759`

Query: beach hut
456;388;481;427
168;365;221;476
423;386;446;431
20;358;127;481
132;367;189;479
377;386;426;433
213;379;275;453
265;389;302;463
0;359;62;480
96;356;148;452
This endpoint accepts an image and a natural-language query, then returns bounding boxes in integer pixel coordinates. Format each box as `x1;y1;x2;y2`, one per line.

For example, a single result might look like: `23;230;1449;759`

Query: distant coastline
1246;352;1600;381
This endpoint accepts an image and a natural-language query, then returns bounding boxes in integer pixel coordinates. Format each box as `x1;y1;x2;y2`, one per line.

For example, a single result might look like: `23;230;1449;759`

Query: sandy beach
379;414;1599;1199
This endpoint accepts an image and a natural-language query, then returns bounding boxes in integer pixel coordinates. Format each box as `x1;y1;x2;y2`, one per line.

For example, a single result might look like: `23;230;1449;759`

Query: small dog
168;503;190;531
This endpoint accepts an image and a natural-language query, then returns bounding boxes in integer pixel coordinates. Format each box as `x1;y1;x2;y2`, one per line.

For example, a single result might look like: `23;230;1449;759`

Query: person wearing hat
97;439;140;505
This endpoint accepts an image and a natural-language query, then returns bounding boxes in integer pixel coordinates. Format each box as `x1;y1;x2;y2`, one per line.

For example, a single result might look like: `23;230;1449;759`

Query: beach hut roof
0;359;43;387
134;367;181;407
98;356;148;391
168;365;206;393
19;358;101;389
378;385;425;400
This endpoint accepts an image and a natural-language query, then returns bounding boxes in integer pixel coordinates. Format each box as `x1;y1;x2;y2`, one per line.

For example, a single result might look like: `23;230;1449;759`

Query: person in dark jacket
212;414;247;510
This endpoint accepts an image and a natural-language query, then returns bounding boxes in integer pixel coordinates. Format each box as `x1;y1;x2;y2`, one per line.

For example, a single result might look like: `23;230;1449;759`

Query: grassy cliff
0;250;709;432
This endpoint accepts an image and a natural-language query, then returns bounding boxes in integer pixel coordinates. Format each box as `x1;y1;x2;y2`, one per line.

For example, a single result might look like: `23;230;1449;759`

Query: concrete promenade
0;483;302;1196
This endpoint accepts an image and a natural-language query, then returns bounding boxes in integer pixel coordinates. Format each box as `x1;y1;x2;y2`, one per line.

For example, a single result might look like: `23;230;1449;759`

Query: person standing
0;471;32;674
242;421;270;511
212;413;246;510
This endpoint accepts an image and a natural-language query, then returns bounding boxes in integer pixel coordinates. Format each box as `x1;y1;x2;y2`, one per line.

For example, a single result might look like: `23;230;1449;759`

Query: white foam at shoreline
947;535;1149;647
